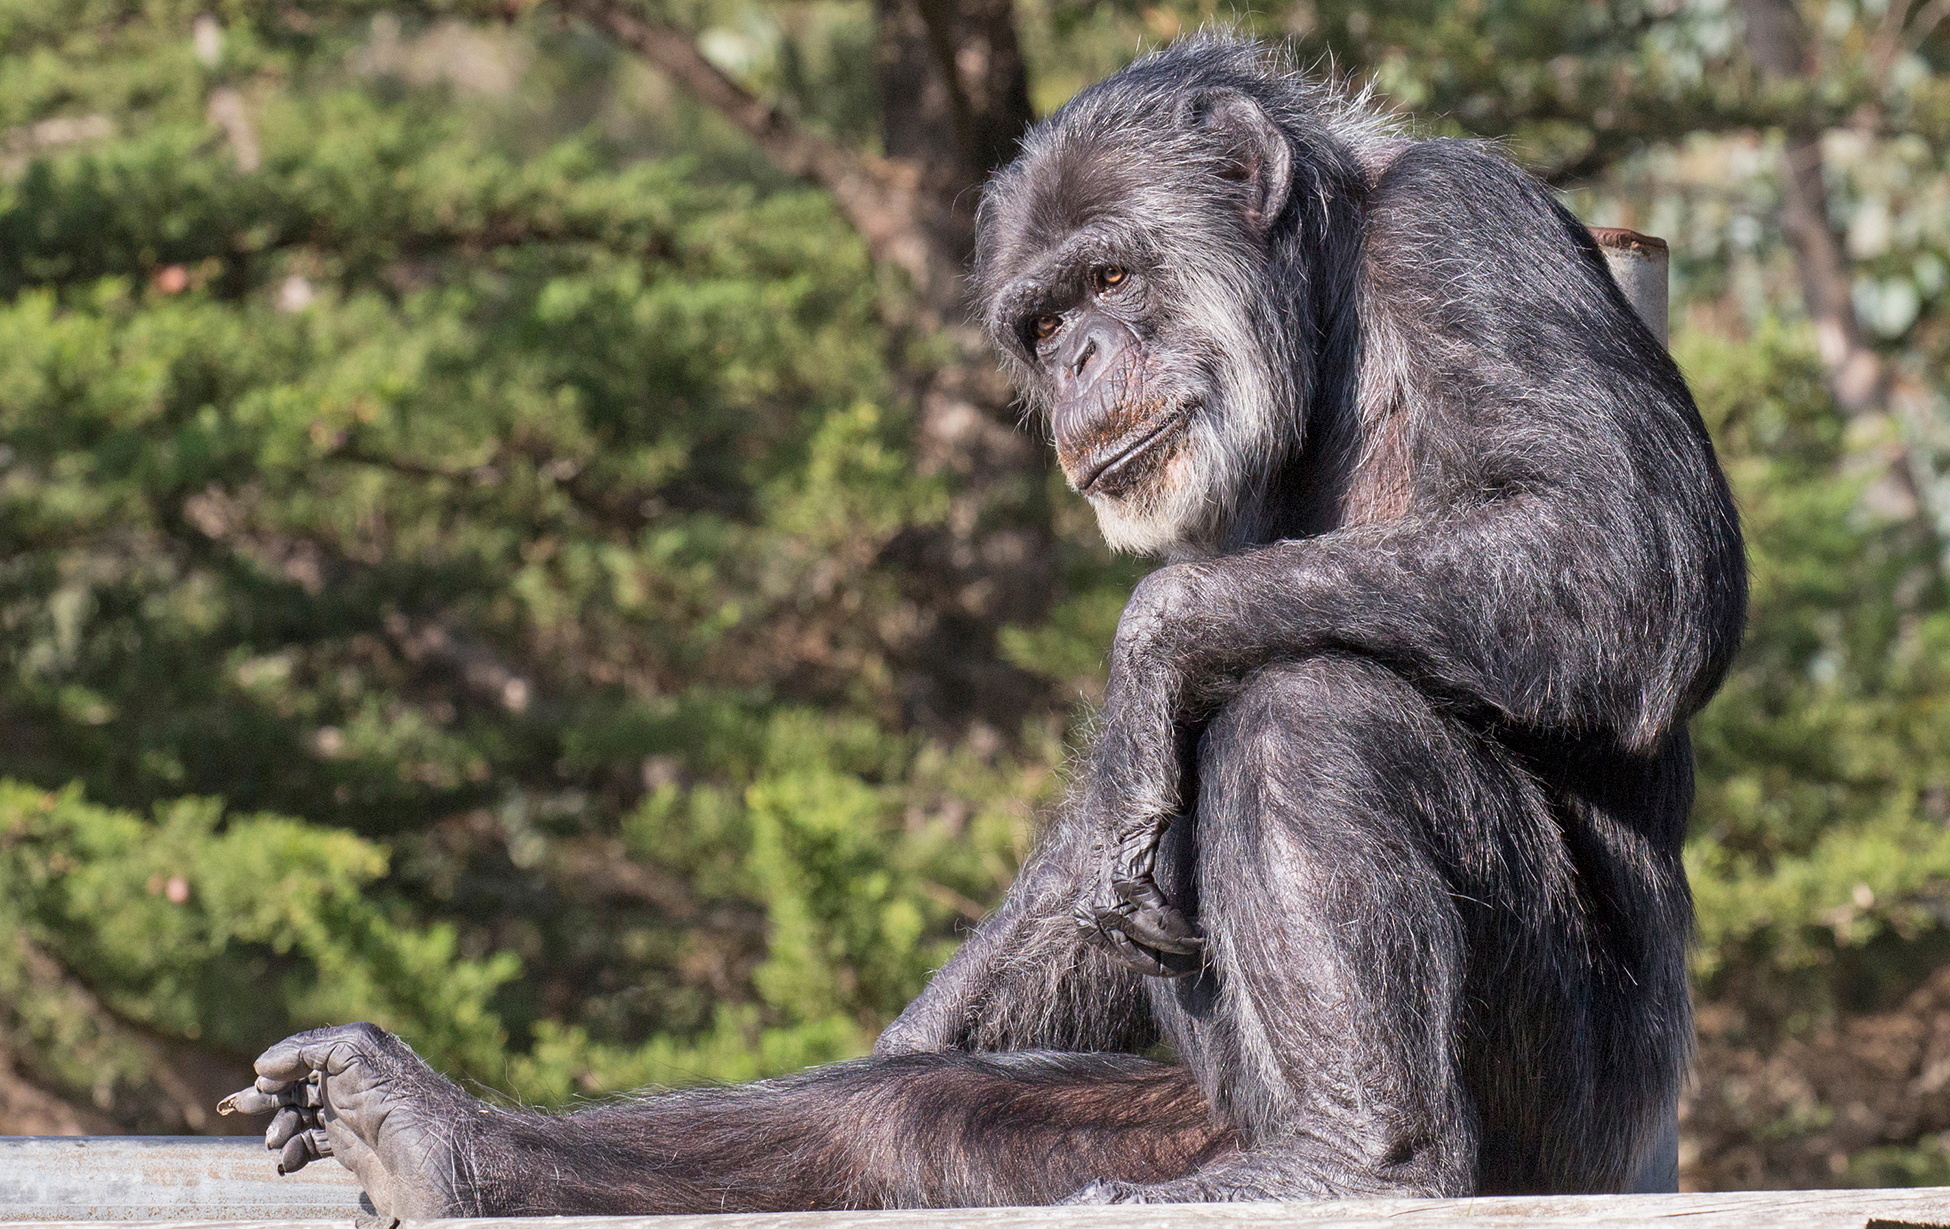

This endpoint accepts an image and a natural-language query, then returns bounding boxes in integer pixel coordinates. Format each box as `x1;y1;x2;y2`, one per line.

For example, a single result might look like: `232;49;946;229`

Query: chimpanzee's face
975;105;1299;556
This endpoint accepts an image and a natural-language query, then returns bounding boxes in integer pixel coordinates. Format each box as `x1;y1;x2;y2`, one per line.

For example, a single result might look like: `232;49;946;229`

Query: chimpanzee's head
974;38;1372;554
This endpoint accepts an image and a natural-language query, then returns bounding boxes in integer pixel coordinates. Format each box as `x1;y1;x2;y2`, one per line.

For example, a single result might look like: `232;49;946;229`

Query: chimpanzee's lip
1077;403;1196;494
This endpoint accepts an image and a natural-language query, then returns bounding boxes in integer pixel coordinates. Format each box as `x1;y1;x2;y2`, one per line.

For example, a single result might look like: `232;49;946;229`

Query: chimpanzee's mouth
1078;404;1196;495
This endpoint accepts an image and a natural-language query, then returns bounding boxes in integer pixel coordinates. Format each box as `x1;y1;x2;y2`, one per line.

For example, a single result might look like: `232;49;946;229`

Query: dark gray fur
220;34;1745;1213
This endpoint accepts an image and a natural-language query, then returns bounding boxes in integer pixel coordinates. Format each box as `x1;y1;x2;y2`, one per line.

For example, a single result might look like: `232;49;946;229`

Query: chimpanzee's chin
1089;487;1201;556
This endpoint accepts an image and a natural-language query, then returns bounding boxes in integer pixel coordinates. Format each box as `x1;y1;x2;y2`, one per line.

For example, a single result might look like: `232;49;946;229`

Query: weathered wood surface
415;1191;1950;1228
1590;225;1672;344
0;1137;360;1221
6;1188;1950;1229
5;1139;1950;1227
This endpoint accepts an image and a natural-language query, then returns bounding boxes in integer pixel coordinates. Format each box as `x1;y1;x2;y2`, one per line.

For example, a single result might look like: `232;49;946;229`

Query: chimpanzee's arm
1081;142;1747;967
1082;491;1734;966
1086;425;1744;962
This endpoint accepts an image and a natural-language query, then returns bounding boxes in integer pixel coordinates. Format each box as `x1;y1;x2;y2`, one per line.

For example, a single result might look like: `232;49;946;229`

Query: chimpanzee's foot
218;1023;481;1226
1065;1178;1166;1204
1064;1175;1254;1204
873;984;969;1053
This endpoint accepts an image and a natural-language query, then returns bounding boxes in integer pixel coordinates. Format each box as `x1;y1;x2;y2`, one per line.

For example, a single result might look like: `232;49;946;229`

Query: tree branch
554;0;958;313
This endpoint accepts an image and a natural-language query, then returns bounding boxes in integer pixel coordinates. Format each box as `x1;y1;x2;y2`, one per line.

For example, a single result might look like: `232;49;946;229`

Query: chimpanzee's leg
222;1026;1232;1219
224;737;1198;1220
1074;654;1548;1202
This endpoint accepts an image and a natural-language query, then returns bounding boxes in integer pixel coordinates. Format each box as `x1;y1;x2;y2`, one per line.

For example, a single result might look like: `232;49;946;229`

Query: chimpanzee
219;34;1744;1214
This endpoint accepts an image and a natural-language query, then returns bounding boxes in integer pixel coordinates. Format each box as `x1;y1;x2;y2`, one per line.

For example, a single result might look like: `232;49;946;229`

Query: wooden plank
413;1189;1950;1227
5;1139;1950;1228
0;1137;360;1222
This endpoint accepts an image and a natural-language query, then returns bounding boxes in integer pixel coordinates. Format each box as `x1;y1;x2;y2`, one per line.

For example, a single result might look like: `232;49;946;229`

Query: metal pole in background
1592;226;1672;345
1588;223;1683;1197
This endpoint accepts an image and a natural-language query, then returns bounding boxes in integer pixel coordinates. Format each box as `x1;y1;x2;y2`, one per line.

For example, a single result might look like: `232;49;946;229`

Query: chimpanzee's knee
1147;654;1482;1193
1194;653;1463;858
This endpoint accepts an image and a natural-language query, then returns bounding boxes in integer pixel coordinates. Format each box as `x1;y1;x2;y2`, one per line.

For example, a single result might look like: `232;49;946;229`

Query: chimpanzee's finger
1111;872;1165;910
1105;934;1179;978
1123;909;1193;959
1089;911;1181;977
1109;871;1203;953
1117;903;1204;954
278;1132;314;1174
217;1087;285;1117
266;1107;307;1151
276;1127;333;1175
254;1022;395;1082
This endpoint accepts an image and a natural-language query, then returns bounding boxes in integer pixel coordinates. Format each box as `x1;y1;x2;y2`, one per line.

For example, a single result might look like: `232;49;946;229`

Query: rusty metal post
1591;226;1671;344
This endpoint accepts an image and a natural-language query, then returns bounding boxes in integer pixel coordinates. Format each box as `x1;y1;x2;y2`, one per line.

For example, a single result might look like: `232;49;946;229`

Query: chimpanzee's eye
1031;314;1062;342
1097;266;1128;290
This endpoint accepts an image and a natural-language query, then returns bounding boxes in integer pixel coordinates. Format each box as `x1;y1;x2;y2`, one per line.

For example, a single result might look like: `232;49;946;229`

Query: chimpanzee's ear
1179;88;1292;236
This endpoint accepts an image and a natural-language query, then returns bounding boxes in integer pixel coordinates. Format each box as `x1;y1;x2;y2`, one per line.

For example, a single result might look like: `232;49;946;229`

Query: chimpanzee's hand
217;1023;480;1227
1077;821;1202;977
1077;563;1207;976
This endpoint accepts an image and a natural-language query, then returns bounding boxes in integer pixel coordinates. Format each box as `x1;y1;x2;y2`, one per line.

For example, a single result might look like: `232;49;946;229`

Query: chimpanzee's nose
1053;316;1133;396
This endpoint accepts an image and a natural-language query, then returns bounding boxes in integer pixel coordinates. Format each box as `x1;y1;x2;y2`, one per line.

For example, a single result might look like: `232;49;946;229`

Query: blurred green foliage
1;0;1949;1188
0;1;1024;1116
0;783;515;1117
1686;323;1950;1008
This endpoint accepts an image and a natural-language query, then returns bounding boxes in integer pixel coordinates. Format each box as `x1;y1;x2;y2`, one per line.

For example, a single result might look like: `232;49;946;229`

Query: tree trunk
1735;0;1948;544
876;0;1032;265
1736;0;1885;415
563;0;1061;735
869;0;1054;732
